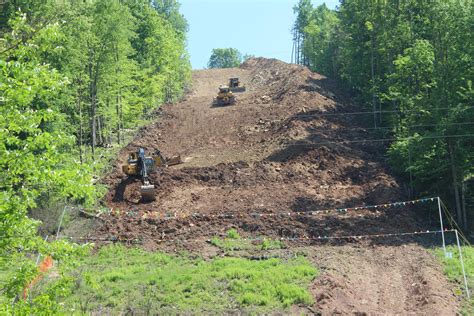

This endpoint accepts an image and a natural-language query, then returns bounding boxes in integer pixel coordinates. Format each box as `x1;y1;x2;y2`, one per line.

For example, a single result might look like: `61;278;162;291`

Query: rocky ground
96;58;460;314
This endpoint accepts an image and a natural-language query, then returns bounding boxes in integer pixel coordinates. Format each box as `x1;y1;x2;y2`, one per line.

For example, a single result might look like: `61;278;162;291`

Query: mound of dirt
99;57;410;241
95;58;459;314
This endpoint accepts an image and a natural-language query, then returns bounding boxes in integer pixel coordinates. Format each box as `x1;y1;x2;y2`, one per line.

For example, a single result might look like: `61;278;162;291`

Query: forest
292;0;474;230
0;0;190;311
1;0;474;313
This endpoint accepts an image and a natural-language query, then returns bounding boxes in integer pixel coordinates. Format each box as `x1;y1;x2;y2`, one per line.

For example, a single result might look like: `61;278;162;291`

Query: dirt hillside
98;58;459;314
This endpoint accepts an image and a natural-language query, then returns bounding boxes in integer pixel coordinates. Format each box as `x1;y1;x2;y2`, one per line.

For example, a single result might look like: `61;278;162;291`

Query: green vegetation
226;228;240;239
6;245;317;314
210;229;285;252
208;48;242;68
0;0;190;311
292;0;474;229
435;246;474;315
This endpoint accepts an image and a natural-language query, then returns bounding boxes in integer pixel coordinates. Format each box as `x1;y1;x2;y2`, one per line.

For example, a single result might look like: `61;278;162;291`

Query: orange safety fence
23;255;54;300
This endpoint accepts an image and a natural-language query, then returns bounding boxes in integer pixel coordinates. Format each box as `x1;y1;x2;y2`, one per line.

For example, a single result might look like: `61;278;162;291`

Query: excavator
213;78;245;106
228;78;246;92
122;148;182;201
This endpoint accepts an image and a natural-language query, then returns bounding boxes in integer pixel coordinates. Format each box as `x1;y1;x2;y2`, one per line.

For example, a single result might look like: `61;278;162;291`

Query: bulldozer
213;85;236;106
228;78;246;92
122;148;182;201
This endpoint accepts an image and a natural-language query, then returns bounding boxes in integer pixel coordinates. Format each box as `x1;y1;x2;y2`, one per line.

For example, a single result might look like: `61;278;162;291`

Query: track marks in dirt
311;245;458;314
99;58;460;314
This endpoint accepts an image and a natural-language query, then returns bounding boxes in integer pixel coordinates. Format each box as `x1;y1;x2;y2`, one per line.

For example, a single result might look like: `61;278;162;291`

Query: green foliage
0;1;191;312
0;241;92;314
226;228;241;239
52;245;317;313
293;0;474;228
435;246;474;315
0;12;99;252
0;0;190;240
301;4;339;76
208;48;242;69
261;238;284;250
210;230;284;252
388;40;436;111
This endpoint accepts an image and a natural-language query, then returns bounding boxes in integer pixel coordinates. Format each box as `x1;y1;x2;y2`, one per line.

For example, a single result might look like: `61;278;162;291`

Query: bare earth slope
99;58;459;314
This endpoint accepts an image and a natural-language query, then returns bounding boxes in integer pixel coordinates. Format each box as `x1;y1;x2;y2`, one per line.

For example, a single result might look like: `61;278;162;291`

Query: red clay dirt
98;58;460;314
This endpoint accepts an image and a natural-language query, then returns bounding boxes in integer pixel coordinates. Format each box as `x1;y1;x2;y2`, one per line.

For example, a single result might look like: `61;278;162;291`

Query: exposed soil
97;58;460;314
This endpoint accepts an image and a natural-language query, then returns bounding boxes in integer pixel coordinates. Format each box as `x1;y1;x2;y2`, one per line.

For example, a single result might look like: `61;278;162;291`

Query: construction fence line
284;133;474;147
114;197;438;222
286;121;474;132
0;197;439;240
293;106;474;118
60;229;454;243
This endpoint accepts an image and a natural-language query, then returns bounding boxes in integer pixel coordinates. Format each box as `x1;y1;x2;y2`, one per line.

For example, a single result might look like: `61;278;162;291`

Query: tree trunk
448;142;463;228
462;181;468;230
291;30;295;64
77;88;84;164
88;59;96;158
297;31;300;65
97;115;103;146
371;35;377;128
120;93;124;144
116;92;121;144
90;58;100;157
408;142;413;199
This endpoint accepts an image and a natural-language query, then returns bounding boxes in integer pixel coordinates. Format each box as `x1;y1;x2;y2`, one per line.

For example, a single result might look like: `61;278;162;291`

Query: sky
180;0;339;69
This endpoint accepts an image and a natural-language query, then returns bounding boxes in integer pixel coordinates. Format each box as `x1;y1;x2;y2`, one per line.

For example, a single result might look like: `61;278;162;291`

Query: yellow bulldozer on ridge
213;85;236;106
213;78;246;106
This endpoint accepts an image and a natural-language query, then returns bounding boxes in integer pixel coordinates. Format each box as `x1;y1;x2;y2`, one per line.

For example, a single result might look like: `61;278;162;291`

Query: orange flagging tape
23;255;54;300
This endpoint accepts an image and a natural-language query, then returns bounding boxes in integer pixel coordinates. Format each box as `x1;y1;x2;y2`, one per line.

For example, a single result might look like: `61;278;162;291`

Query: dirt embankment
98;58;460;314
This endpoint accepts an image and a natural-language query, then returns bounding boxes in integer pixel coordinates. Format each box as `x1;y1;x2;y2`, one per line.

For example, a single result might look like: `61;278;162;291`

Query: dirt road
100;58;459;314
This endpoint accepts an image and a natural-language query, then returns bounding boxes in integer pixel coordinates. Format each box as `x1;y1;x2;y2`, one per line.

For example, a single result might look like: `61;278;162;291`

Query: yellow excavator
229;78;246;92
122;148;182;201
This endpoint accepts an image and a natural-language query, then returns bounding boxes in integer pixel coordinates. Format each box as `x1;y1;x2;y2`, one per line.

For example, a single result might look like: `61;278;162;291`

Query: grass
210;229;285;252
0;257;13;305
435;245;474;315
56;244;317;314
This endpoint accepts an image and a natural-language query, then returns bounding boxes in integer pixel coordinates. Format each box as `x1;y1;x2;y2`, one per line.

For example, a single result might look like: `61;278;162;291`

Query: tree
292;0;313;65
207;48;242;68
0;0;192;310
302;4;339;77
0;10;98;252
292;0;474;230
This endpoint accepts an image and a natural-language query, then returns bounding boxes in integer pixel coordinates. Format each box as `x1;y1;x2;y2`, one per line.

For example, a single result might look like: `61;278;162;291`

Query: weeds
210;229;285;251
435;245;474;315
58;244;317;313
226;229;241;239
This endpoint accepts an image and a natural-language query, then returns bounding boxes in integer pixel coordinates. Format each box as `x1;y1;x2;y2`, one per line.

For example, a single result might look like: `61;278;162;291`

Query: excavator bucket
140;183;155;201
166;155;183;166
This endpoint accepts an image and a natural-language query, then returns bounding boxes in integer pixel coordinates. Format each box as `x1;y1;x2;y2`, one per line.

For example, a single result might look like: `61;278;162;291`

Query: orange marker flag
23;256;54;300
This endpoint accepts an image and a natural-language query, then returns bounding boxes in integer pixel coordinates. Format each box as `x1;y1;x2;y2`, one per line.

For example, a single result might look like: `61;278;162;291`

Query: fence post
455;229;470;299
56;205;68;239
437;197;447;256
